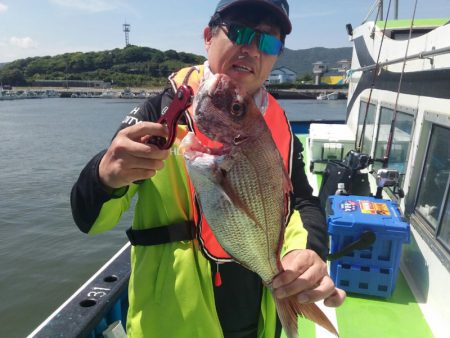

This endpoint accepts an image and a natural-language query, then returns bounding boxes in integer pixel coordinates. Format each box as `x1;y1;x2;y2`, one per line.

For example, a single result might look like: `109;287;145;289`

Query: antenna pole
123;23;130;47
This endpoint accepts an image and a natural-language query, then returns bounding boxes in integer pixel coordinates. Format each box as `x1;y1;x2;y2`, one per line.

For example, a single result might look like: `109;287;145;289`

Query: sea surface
0;97;346;337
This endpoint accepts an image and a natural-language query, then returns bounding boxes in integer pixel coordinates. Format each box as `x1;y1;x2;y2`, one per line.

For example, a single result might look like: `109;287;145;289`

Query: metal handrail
350;45;450;73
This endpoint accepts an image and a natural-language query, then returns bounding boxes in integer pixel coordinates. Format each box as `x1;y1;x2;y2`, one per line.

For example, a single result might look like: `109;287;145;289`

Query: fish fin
281;164;293;217
216;153;263;230
275;296;339;338
282;165;293;195
296;303;339;336
275;296;299;338
219;173;262;229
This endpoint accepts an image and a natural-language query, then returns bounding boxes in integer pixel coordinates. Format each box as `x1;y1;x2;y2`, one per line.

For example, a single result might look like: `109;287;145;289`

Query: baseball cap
213;0;292;35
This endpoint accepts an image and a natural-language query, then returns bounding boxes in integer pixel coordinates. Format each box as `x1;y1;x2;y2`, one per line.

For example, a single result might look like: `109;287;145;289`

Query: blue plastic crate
327;195;410;298
335;263;394;298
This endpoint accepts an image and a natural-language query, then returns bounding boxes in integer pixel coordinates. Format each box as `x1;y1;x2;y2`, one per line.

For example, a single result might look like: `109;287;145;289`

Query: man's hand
272;249;346;307
99;122;170;189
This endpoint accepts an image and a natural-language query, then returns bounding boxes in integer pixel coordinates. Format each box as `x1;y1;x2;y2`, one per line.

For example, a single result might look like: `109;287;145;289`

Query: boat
305;2;450;336
316;91;340;100
100;90;119;98
119;88;135;99
29;1;449;337
0;89;17;100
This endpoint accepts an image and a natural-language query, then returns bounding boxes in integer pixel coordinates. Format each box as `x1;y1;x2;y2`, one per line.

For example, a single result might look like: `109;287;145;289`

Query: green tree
0;69;27;85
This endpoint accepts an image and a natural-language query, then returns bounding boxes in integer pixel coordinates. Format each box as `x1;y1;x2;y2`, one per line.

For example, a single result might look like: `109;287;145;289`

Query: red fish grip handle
147;84;194;149
133;84;193;185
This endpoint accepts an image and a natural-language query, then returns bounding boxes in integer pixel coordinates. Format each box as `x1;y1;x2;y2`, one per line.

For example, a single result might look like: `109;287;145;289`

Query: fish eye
231;102;245;117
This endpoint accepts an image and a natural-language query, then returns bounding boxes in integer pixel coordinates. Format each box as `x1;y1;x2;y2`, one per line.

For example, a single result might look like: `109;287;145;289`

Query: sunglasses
220;22;283;55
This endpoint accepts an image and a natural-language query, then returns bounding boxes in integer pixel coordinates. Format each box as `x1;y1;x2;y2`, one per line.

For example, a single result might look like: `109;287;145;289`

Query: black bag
318;160;371;209
319;160;351;209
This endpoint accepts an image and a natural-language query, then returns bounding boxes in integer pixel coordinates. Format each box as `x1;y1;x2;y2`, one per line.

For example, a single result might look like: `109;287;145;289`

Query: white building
267;67;297;84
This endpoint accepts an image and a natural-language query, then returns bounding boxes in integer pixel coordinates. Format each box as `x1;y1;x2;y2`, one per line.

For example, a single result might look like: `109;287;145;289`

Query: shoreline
0;86;165;100
2;86;348;101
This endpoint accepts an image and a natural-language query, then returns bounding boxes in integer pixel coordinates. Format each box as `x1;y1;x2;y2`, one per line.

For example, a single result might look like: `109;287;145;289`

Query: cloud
49;0;126;13
0;3;8;13
9;37;38;49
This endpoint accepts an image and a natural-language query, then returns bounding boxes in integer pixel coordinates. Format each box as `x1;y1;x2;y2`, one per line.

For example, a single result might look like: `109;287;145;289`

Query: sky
0;0;449;63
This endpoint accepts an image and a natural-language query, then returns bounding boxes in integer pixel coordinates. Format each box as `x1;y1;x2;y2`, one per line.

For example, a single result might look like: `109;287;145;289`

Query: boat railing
28;243;131;338
350;45;450;73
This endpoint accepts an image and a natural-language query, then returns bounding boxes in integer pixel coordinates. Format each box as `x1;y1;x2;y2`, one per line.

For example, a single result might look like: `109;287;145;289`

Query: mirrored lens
226;24;283;55
232;26;255;45
259;34;283;55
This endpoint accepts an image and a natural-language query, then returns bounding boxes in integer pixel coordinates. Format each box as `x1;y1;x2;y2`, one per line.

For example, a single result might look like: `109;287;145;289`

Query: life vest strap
126;221;196;246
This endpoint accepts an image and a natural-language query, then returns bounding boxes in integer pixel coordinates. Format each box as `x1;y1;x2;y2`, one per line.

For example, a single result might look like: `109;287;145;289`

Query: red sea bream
180;74;338;337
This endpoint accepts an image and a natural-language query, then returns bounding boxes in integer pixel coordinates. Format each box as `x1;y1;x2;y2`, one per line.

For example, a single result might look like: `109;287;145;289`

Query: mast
394;0;399;19
380;0;383;20
379;0;399;21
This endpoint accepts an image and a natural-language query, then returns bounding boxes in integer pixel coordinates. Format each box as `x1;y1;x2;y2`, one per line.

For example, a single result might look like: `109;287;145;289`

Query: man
71;0;345;337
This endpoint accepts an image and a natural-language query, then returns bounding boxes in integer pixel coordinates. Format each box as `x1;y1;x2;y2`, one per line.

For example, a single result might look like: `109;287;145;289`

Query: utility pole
123;22;130;47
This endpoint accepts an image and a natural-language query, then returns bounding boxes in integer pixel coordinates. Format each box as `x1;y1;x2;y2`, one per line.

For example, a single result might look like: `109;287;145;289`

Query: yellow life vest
89;65;308;337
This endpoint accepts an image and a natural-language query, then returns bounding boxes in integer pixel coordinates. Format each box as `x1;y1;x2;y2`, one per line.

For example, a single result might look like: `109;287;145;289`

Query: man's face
204;20;281;95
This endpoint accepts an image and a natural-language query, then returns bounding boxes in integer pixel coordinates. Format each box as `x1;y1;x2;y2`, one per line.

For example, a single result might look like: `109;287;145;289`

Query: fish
180;73;338;338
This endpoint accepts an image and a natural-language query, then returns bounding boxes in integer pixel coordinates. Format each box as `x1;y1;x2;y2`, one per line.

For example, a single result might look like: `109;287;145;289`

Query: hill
0;46;206;87
275;47;352;76
0;46;352;87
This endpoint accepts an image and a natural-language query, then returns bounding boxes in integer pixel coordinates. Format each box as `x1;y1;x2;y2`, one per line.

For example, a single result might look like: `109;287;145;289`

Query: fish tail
275;296;339;338
275;296;299;338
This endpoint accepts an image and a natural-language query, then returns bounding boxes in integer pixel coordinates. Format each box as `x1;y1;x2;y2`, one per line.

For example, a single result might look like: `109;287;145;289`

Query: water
279;99;347;122
0;97;346;337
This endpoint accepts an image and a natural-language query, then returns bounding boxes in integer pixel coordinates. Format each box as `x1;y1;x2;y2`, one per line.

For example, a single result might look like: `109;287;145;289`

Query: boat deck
30;133;436;338
290;134;434;338
282;272;434;337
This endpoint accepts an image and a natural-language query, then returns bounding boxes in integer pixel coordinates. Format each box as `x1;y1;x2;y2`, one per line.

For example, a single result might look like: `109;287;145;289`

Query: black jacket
70;88;329;338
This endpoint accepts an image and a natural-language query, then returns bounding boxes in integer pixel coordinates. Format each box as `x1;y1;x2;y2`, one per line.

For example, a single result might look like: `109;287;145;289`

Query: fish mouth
182;134;248;162
180;132;229;160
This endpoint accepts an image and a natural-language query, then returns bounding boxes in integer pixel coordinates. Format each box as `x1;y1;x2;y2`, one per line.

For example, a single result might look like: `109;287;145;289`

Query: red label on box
359;200;391;216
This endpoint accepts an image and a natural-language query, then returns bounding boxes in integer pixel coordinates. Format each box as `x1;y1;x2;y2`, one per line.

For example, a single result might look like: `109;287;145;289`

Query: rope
383;0;419;167
362;0;383;24
356;0;392;152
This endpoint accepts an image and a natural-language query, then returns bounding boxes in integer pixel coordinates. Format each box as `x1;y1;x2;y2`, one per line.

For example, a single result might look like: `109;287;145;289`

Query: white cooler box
308;124;355;173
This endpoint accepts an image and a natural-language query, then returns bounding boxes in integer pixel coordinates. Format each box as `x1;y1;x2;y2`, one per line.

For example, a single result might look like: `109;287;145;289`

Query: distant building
320;69;344;85
337;59;351;73
312;59;351;85
312;61;327;85
267;67;297;84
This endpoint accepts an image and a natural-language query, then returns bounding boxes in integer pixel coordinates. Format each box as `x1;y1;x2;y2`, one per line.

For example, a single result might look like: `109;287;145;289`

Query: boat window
416;125;450;235
389;29;434;40
438;195;450;251
356;101;376;155
373;107;394;170
373;108;414;186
